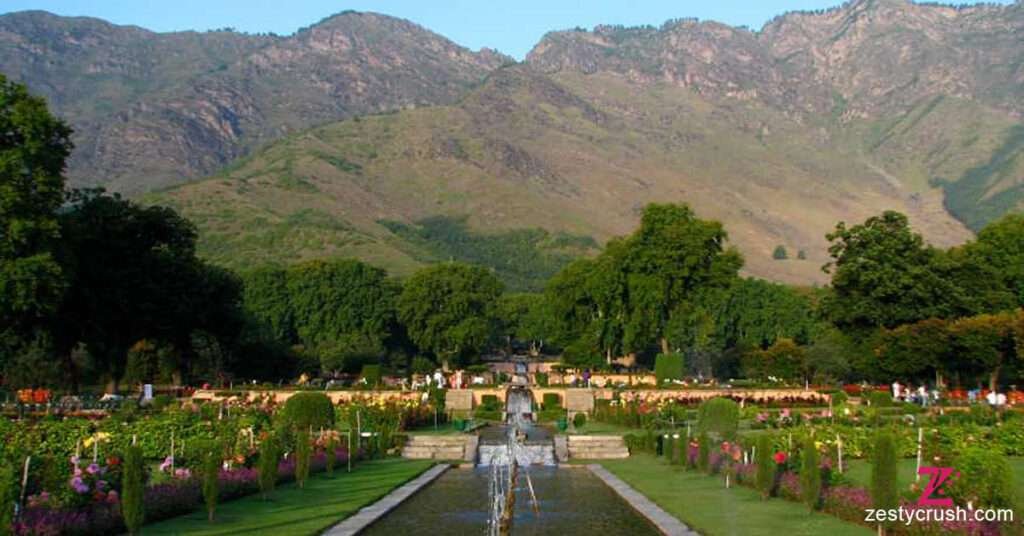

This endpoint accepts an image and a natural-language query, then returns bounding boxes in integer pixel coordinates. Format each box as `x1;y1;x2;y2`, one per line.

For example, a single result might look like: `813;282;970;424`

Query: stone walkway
588;464;699;536
322;463;449;536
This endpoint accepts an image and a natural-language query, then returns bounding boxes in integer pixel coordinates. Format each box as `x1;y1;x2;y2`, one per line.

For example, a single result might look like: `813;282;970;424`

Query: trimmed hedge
697;397;739;440
542;393;562;410
280;392;335;431
654;353;684;385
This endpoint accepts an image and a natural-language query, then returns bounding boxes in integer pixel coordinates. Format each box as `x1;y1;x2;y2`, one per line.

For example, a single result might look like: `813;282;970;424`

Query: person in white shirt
986;390;998;406
892;381;902;401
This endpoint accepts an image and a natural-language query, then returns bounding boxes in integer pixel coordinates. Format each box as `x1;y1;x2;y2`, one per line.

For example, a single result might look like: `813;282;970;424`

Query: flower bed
14;448;350;535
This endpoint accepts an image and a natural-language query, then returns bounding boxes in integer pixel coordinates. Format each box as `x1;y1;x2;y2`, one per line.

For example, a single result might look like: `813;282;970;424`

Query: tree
286;259;397;351
948;312;1017;392
621;204;743;355
871;432;899;515
495;293;551;355
258;436;278;500
772;245;788;260
742;338;807;382
242;267;296;343
397;263;503;367
202;446;220;521
875;318;952;385
295;429;311;488
122;445;145;534
53;190;245;391
963;214;1024;308
800;438;822;511
0;75;73;362
755;434;774;499
823;211;965;332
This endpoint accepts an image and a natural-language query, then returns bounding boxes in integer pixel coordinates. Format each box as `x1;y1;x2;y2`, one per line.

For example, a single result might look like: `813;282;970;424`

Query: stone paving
321;464;449;536
588;464;699;536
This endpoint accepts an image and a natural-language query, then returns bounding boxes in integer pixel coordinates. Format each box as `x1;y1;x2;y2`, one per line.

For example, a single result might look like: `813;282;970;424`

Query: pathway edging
322;463;449;536
588;464;699;536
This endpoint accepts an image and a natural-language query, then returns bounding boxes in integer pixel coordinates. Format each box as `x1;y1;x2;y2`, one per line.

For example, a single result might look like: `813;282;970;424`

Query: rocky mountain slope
0;10;509;192
3;1;1023;284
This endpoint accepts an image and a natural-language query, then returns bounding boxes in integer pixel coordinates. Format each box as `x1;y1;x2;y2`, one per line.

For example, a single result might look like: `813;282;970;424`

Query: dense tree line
3;76;1023;391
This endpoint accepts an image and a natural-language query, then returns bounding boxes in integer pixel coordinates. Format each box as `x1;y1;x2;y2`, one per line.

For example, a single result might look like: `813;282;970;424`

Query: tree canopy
397;263;503;367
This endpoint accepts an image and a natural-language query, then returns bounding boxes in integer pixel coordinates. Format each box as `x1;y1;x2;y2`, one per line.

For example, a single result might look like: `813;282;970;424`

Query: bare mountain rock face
0;10;510;192
3;2;1023;283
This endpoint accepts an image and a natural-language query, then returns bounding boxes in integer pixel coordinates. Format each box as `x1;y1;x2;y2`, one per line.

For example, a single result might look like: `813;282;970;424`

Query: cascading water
483;387;552;535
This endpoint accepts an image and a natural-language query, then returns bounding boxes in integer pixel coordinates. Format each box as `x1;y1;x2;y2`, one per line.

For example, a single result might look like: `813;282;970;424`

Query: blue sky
2;0;1014;59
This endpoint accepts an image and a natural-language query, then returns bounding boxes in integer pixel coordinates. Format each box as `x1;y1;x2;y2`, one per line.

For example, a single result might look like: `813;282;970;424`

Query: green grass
843;457;1024;498
601;454;871;536
143;459;433;536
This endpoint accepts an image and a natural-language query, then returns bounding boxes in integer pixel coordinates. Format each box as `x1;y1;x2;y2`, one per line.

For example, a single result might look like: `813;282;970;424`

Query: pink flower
86;463;100;475
159;456;174;472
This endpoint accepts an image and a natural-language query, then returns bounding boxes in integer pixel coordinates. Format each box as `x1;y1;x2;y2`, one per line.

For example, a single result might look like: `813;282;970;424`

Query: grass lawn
144;459;434;536
601;454;872;536
843;457;1024;497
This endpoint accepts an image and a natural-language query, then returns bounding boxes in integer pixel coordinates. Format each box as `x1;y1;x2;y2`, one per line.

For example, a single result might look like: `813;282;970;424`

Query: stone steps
402;435;471;460
567;435;629;460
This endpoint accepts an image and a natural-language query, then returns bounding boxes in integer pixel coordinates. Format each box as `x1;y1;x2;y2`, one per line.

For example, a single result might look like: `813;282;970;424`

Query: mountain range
1;0;1022;286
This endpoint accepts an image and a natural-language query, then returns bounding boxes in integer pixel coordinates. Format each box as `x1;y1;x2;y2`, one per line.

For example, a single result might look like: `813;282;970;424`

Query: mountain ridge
2;2;1023;284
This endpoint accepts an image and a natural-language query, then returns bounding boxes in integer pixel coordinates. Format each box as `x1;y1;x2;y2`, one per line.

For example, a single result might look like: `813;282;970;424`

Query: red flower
106;456;120;466
773;451;788;464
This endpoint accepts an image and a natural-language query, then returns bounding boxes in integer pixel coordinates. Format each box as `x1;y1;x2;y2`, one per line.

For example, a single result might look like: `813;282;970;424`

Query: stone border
588;464;698;536
322;463;449;536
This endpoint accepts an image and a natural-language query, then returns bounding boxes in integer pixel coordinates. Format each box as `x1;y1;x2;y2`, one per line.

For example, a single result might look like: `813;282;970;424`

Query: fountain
360;379;659;535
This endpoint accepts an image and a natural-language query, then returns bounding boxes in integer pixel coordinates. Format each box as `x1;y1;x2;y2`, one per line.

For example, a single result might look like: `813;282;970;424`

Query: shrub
800;438;821;511
0;466;11;536
535;372;549;386
871;431;898;511
543;393;562;410
828;390;848;406
755;434;774;499
654;353;684;385
202;446;220;521
480;394;500;411
572;412;586;429
663;434;674;460
295;429;311;488
360;364;382;387
697;433;710;472
697;397;739;440
864;391;893;407
258;437;278;500
280;392;335;431
950;447;1016;509
122;445;145;535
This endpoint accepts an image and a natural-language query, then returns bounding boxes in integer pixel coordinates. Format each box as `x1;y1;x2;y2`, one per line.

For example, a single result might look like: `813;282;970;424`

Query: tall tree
55;190;242;390
823;211;964;332
0;75;73;356
961;213;1024;308
948;311;1018;392
285;259;397;373
621;203;743;355
397;263;503;367
875;318;952;386
496;293;551;356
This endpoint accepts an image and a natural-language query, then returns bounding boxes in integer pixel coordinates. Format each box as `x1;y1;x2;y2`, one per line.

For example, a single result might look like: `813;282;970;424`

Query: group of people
891;381;940;407
892;381;1011;407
